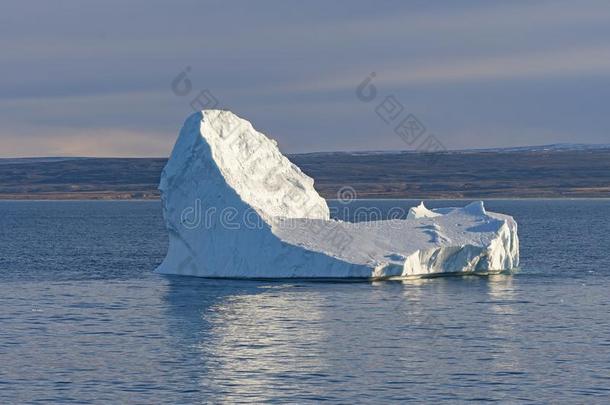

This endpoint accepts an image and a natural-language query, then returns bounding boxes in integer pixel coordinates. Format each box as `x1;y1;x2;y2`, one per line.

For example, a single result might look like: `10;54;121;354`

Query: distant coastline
1;145;609;200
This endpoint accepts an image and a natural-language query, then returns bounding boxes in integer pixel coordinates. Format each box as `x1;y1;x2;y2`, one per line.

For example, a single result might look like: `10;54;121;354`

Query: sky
1;0;610;157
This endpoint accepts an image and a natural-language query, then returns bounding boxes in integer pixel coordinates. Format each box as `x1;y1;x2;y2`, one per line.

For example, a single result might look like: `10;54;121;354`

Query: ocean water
0;199;609;404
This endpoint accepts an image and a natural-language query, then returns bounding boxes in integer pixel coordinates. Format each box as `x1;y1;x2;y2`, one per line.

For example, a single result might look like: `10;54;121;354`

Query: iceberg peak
463;201;487;216
162;110;329;222
407;202;441;219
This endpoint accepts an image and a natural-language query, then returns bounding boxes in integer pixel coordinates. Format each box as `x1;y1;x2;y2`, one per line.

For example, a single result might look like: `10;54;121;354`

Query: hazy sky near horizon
2;0;610;157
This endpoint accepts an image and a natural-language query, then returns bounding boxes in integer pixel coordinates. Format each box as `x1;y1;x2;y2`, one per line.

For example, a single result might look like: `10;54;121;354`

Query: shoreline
2;195;609;201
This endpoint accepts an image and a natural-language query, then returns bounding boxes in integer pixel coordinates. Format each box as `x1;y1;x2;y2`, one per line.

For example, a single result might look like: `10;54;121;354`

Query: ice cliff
156;110;519;278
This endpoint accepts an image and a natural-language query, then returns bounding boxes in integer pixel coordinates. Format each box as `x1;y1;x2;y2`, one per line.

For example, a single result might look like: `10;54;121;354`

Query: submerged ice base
156;110;519;278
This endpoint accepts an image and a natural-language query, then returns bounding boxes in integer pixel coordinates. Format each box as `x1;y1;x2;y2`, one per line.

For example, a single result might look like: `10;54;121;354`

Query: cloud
2;0;610;155
1;127;172;157
281;45;610;93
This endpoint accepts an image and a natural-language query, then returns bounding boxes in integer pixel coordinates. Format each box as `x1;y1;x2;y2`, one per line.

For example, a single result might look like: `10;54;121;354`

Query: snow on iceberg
156;110;519;278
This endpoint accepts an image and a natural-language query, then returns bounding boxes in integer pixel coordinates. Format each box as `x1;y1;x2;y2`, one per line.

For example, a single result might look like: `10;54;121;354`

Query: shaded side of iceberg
156;110;519;278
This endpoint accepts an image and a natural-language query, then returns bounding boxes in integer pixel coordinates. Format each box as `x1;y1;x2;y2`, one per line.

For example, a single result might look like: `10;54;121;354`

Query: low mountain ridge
1;144;609;199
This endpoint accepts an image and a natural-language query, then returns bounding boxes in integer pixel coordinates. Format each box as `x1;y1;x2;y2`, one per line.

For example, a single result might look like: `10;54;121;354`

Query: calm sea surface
1;200;609;404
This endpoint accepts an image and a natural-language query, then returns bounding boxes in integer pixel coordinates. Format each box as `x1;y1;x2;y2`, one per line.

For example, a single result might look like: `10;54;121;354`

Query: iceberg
156;110;519;278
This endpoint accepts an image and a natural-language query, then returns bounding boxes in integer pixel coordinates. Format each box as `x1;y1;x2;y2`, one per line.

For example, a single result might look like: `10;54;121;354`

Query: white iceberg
156;110;519;278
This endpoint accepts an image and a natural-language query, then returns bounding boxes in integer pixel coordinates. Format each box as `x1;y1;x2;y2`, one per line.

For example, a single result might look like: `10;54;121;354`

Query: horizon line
2;142;610;160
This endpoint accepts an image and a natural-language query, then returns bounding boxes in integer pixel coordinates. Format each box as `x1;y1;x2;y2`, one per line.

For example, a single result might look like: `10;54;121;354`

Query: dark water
1;200;609;404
